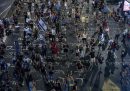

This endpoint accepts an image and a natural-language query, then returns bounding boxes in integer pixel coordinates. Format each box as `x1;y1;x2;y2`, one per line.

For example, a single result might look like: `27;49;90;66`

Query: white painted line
0;0;15;17
0;5;11;16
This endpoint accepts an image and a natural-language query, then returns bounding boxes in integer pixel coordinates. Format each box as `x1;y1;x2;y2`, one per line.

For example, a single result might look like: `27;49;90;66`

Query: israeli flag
38;18;47;31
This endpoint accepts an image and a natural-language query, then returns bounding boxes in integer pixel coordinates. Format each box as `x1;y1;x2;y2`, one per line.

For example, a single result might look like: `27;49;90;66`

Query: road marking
0;5;11;16
0;0;15;17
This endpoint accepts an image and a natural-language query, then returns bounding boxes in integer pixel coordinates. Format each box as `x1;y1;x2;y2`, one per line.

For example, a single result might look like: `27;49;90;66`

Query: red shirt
51;42;59;54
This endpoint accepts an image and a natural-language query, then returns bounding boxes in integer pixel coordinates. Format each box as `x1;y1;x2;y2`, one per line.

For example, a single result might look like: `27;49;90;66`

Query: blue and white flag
37;18;47;31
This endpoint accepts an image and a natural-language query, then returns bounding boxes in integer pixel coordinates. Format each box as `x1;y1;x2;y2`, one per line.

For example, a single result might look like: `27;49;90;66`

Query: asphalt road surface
1;0;130;91
0;0;15;18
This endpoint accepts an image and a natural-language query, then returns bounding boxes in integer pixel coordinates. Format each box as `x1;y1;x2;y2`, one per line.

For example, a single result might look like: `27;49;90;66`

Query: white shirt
24;27;29;32
39;34;44;40
57;0;61;6
24;27;32;35
124;28;128;34
44;8;47;13
26;18;31;23
81;46;86;57
108;39;113;46
27;12;31;18
101;34;104;40
105;27;110;32
48;1;51;6
51;29;56;35
72;8;75;13
83;33;86;38
64;2;67;7
23;57;30;63
64;2;68;9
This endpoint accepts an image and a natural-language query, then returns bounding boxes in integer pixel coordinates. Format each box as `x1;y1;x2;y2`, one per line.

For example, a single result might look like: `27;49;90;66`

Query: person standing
51;28;56;41
33;28;38;39
13;14;18;25
89;49;95;65
72;81;78;91
121;49;127;62
115;33;120;41
41;44;47;58
82;32;87;43
24;12;28;23
51;41;59;58
14;41;20;56
32;81;37;91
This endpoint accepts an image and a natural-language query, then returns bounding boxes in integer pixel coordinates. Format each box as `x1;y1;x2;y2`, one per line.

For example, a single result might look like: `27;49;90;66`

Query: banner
37;18;47;31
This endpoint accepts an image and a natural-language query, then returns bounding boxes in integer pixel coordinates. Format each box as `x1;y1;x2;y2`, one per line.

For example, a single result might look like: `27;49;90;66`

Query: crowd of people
0;0;130;91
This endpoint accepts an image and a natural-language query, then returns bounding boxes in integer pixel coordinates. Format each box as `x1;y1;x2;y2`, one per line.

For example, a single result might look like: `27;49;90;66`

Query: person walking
121;49;127;62
32;81;37;91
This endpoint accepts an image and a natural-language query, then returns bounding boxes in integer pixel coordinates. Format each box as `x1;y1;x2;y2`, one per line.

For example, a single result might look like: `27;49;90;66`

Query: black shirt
90;51;95;58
